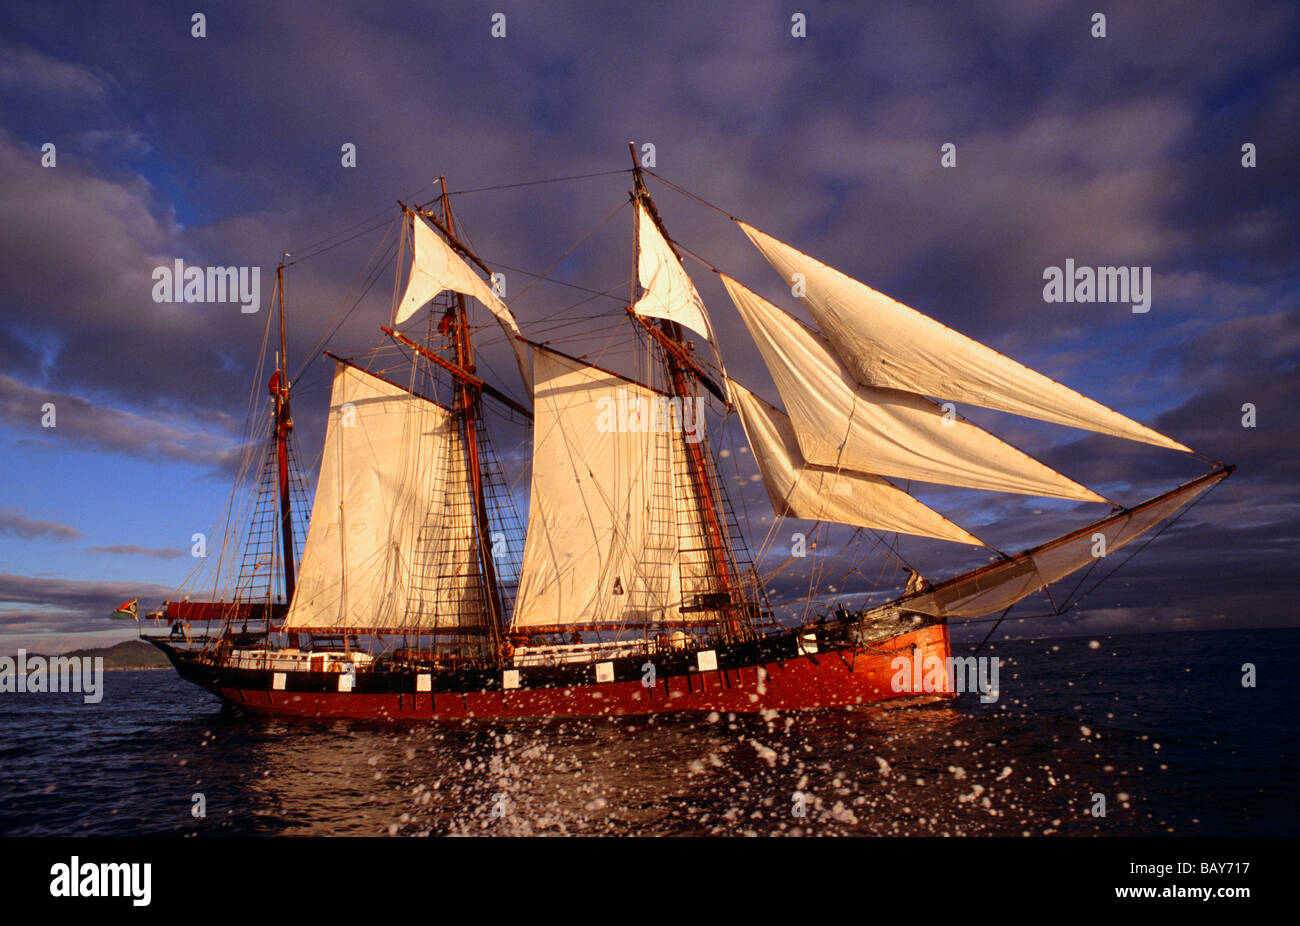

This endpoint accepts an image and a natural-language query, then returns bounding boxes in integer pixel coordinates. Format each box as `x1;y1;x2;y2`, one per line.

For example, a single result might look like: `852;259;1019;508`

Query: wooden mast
629;145;740;637
273;262;297;616
437;177;507;648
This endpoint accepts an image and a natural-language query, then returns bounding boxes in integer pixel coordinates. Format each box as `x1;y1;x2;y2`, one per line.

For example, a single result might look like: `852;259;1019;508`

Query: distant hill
26;640;171;670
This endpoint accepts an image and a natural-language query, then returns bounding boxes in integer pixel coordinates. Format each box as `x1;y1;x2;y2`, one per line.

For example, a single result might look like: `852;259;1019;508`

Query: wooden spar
629;147;738;635
515;620;773;634
518;336;672;396
381;326;532;420
438;177;507;645
322;351;453;410
265;625;495;638
274;263;298;615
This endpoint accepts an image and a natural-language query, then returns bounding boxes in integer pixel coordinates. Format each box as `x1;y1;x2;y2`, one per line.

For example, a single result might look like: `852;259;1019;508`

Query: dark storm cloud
1032;307;1300;501
0;371;245;470
3;2;1294;406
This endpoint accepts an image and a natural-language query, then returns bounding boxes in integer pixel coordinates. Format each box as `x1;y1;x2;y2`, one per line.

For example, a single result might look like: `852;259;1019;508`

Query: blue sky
1;0;1296;653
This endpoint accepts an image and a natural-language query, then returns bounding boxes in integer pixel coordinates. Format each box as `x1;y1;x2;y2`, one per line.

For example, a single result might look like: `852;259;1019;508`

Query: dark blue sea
2;629;1294;836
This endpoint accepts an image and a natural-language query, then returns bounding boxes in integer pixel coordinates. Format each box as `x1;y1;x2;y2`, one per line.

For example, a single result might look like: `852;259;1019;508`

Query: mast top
629;141;645;192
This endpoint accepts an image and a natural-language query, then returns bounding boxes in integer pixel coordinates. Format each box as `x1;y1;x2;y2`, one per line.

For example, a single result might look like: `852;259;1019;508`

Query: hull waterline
147;624;955;721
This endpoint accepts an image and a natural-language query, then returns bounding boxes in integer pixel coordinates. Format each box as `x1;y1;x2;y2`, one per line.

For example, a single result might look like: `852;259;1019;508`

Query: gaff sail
284;362;486;632
511;348;721;628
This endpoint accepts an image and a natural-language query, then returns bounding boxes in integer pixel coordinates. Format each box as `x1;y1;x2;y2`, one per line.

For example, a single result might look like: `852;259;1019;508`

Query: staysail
737;221;1190;452
730;380;985;546
394;211;532;393
720;274;1107;502
284;362;485;631
512;348;719;628
897;467;1230;619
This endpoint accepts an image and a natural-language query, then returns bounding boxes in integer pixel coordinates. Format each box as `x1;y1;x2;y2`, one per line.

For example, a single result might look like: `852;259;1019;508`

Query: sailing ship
144;149;1232;719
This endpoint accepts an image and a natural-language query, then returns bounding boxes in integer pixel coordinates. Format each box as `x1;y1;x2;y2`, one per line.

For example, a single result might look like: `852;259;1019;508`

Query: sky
0;0;1296;654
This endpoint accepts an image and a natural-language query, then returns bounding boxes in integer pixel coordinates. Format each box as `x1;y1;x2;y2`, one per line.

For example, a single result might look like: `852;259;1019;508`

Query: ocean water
1;629;1294;837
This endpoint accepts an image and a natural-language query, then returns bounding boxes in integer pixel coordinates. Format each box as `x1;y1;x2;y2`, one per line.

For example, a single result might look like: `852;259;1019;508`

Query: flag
111;599;139;622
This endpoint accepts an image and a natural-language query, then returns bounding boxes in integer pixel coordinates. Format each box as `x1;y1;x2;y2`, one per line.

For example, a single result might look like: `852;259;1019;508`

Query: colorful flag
111;599;139;622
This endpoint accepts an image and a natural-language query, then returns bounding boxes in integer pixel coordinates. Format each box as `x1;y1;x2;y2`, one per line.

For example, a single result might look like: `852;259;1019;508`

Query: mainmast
629;146;740;636
273;261;297;609
435;177;507;645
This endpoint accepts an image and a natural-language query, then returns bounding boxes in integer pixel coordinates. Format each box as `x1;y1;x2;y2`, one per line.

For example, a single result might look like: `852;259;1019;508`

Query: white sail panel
720;274;1107;502
285;363;479;631
738;221;1190;453
512;349;716;628
631;202;716;345
900;471;1226;619
395;213;532;392
731;381;986;546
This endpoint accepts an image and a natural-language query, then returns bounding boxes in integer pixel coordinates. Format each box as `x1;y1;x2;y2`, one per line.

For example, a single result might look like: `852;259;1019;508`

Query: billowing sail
899;468;1229;619
395;212;532;392
731;380;985;546
512;348;717;628
720;274;1107;502
285;363;483;631
738;221;1190;453
631;202;716;346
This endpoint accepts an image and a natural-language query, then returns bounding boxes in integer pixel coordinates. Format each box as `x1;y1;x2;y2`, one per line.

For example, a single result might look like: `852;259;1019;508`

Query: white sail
899;470;1227;619
285;363;481;631
720;274;1107;502
631;202;717;346
730;380;986;546
395;212;532;393
512;348;718;628
738;221;1190;453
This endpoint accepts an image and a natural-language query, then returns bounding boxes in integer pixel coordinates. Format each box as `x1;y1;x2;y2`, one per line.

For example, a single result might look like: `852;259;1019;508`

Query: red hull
203;625;954;720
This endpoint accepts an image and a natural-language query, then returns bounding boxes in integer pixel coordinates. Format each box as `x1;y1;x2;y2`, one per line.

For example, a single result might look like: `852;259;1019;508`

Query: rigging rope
433;168;633;199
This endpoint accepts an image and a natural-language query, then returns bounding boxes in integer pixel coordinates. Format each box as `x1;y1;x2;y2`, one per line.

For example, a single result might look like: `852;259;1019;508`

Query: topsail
395;211;532;393
630;202;717;347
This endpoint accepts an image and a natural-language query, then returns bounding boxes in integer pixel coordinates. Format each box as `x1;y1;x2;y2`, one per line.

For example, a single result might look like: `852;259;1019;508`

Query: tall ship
145;151;1232;719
